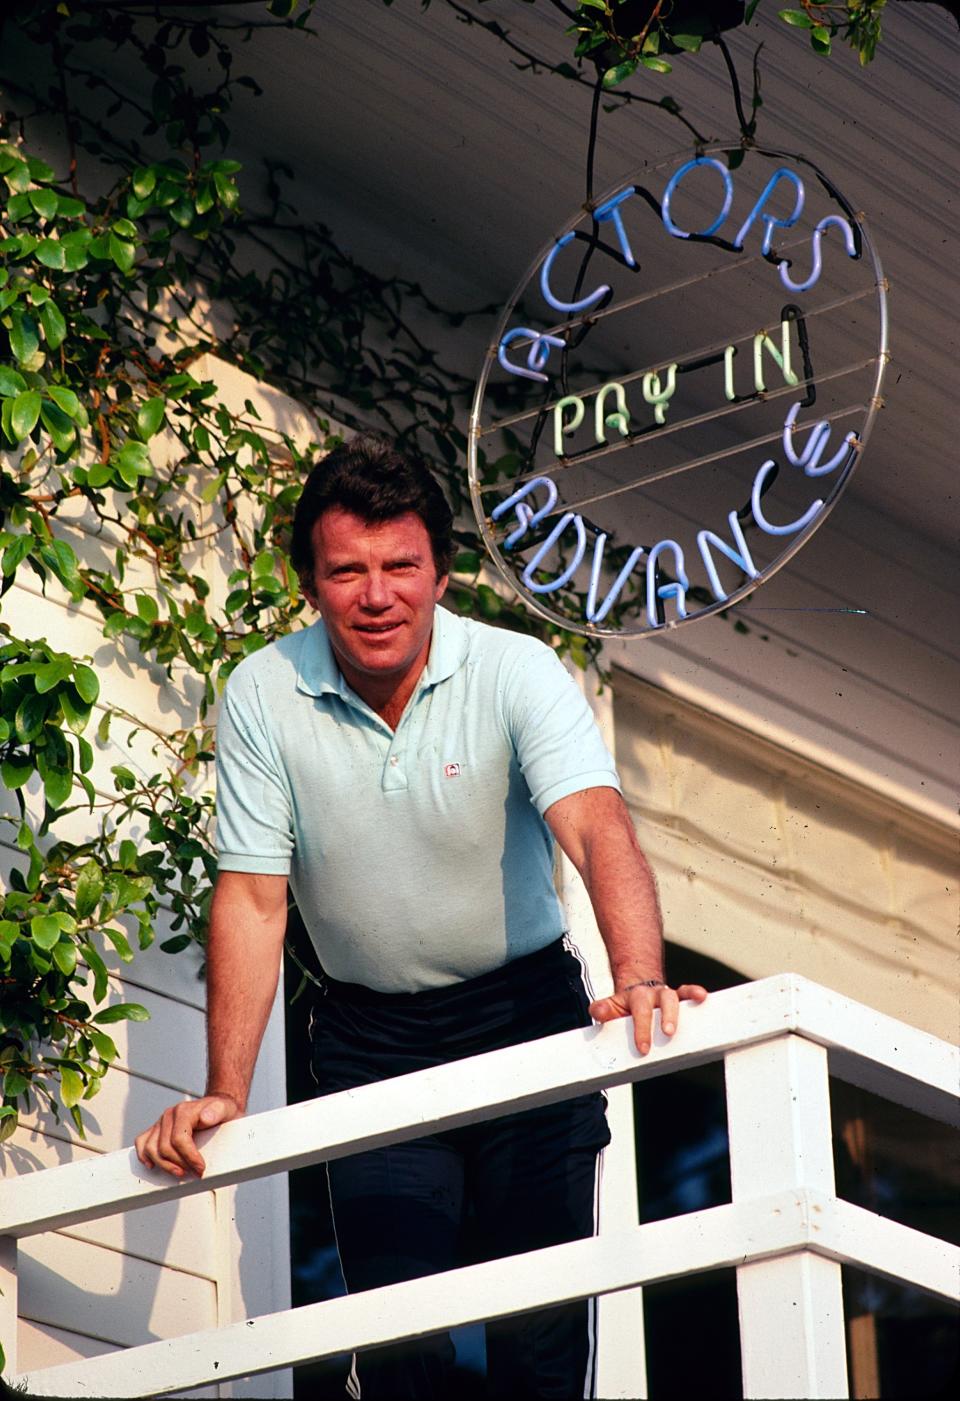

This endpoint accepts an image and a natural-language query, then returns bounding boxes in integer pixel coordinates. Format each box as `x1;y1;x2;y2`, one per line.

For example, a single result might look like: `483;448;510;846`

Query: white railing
2;973;958;1399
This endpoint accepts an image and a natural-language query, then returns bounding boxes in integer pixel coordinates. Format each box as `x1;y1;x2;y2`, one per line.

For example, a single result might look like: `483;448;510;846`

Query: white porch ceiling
213;1;960;560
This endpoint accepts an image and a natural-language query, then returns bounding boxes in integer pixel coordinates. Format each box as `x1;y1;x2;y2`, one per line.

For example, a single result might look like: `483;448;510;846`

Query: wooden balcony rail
2;973;958;1399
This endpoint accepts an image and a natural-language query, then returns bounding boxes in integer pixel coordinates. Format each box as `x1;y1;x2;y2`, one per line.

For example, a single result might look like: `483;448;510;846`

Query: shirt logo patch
443;763;461;779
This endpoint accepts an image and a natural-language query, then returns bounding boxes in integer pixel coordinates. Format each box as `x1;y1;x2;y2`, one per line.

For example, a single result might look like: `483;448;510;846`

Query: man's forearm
548;787;664;988
578;814;664;988
205;873;288;1112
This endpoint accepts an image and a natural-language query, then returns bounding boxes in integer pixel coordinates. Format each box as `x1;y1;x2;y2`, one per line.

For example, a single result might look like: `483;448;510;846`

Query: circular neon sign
468;146;888;638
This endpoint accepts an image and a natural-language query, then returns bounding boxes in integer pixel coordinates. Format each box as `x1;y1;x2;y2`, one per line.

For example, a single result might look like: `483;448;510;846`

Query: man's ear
434;573;449;603
299;574;320;612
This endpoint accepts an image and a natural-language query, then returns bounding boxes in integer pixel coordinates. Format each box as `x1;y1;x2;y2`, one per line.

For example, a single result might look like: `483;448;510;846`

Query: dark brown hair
290;433;455;582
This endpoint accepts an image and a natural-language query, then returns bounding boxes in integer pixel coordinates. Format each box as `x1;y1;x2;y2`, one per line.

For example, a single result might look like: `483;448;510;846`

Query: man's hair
290;433;455;582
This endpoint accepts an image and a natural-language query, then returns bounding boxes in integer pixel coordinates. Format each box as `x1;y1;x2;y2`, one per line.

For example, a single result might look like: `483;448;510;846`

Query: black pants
309;938;610;1400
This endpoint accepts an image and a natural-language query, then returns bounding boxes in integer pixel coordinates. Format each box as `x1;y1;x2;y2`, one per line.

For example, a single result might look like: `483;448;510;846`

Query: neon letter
585;534;645;624
646;540;689;627
734;168;805;254
697;513;760;602
753;320;798;394
540;232;610;314
594;187;638;267
779;215;858;293
723;344;737;401
643;364;678;424
594;382;630;443
661;157;733;240
553;396;585;457
491;476;558;550
520;512;588;594
498;327;566;383
782;401;857;478
751;459;824;536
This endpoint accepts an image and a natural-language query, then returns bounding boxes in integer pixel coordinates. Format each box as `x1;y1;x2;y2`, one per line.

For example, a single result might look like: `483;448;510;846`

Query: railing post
725;1035;849;1400
0;1236;17;1376
559;662;647;1400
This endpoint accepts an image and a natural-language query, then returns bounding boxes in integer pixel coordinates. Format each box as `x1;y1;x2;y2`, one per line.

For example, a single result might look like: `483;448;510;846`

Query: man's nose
359;570;391;608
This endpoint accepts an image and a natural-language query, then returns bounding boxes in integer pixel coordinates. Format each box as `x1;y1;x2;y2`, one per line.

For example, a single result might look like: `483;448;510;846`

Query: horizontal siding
615;672;957;1043
19;1232;217;1346
17;1321;221;1400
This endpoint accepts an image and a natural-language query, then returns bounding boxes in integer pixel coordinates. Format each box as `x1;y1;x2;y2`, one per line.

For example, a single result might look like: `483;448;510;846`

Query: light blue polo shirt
215;606;620;992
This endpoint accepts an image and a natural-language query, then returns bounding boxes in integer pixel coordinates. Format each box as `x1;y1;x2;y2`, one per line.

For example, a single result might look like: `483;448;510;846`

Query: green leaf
35;239;66;270
136;396;165;440
77;734;93;773
5;157;31;192
1;754;33;788
57;196;86;220
160;934;191;954
73;663;99;704
0;1107;19;1145
34;656;73;692
60;1065;84;1108
112;217;137;238
40;399;76;453
30;913;62;949
89;1029;118;1062
135;592;159;624
28;187;58;219
213;172;240;210
93;1002;150;1024
102;925;134;962
97;709;112;743
44;764;74;809
640;55;672;72
113;438;153;486
109;233;136;273
577;0;607;9
52;939;78;976
11;389;41;439
60;686;91;734
15;689;48;741
1;533;31;575
39;538;82;596
3;1070;28;1099
47;384;80;418
132;166;157;199
9;310;39;365
75;860;104;920
81;941;109;1002
671;33;703;52
0;365;27;397
602;60;638;89
779;8;814;26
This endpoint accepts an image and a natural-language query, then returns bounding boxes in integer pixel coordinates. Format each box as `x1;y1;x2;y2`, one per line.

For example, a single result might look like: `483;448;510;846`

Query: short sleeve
503;642;621;814
215;666;294;875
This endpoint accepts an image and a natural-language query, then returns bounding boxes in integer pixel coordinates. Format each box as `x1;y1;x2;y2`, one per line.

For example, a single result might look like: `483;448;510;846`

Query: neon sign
468;148;888;638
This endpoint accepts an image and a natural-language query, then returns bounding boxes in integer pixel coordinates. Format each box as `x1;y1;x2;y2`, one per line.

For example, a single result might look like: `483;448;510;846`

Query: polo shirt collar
295;605;468;700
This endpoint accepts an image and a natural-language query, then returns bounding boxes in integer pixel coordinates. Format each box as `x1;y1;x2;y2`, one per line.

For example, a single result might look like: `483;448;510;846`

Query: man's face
304;507;448;697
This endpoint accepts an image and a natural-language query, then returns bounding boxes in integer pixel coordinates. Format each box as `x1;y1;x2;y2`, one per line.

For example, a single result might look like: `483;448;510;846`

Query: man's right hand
135;1093;241;1179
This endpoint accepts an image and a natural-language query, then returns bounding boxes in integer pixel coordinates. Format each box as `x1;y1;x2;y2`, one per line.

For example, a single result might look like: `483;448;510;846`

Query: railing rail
3;973;958;1399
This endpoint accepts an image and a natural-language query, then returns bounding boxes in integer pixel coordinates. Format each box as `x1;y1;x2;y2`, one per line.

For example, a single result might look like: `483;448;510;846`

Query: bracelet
620;979;665;992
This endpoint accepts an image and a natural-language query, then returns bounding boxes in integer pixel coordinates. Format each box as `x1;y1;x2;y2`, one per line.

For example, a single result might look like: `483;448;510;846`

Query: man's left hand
589;981;708;1055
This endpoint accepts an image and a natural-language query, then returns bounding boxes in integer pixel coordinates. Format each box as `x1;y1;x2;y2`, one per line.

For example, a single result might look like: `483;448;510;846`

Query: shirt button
389;756;399;766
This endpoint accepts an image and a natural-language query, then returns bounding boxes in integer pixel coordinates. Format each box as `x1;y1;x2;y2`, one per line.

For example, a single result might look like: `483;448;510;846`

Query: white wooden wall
612;670;957;1044
0;356;313;1396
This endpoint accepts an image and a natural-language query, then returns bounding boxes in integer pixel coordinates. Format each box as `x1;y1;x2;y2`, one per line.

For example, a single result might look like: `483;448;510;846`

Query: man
136;434;707;1399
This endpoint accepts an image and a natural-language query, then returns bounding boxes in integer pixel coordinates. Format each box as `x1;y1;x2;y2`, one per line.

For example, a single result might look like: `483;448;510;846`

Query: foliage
565;1;888;84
